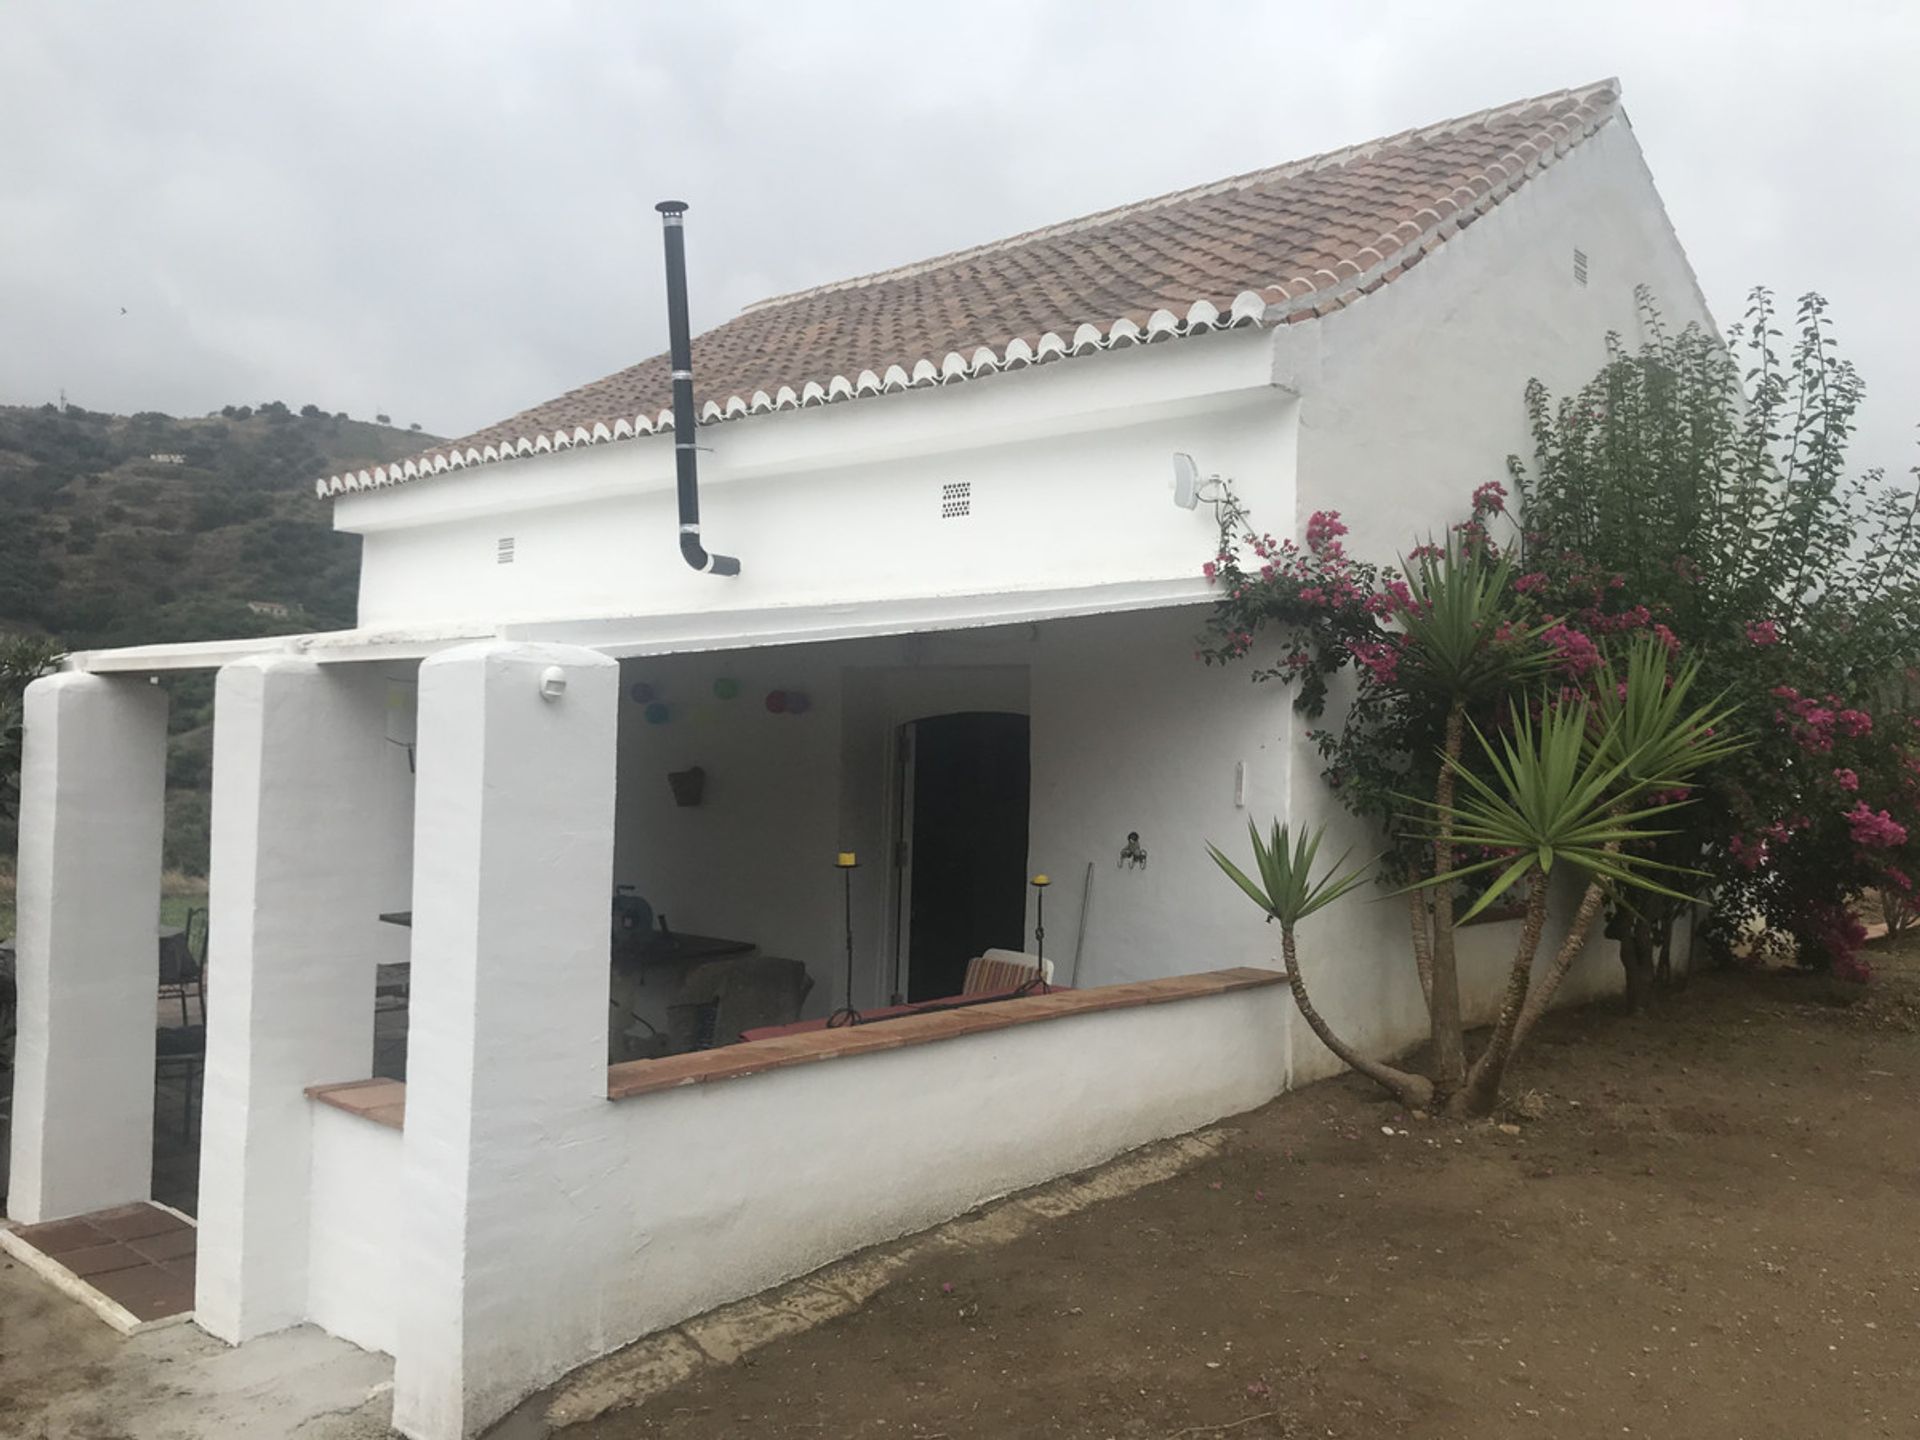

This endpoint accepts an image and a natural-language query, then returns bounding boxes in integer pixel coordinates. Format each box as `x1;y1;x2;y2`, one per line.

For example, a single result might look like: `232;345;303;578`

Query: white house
5;79;1710;1439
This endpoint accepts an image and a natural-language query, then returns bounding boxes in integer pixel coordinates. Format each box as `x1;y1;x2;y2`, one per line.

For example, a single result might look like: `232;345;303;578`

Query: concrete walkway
0;1248;393;1439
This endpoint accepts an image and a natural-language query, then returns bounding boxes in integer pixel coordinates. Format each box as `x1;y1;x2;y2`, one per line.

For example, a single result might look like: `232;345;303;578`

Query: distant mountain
0;402;438;650
0;401;440;874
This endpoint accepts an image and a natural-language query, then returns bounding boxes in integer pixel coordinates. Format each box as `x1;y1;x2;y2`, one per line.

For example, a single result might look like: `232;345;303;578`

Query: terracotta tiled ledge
306;1077;407;1131
606;966;1286;1101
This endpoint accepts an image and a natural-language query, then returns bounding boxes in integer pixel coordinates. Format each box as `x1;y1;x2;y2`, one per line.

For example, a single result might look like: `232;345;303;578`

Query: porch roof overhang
60;576;1213;674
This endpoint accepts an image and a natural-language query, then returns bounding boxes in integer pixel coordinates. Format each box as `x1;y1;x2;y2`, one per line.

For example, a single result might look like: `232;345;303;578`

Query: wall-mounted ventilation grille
940;481;971;519
496;536;516;564
1573;248;1589;286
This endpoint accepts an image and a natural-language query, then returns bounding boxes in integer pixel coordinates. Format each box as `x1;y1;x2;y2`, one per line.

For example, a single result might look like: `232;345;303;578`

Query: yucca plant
1409;661;1737;1114
1208;821;1434;1111
1512;637;1745;1027
1391;538;1554;1091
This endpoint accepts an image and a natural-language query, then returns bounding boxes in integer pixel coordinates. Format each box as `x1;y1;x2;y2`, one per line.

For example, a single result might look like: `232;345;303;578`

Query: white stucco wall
393;978;1292;1439
196;657;415;1343
6;673;168;1224
306;1104;402;1356
337;329;1295;632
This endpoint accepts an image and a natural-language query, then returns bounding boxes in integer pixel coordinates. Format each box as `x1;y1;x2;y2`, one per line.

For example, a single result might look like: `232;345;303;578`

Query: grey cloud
2;0;1913;478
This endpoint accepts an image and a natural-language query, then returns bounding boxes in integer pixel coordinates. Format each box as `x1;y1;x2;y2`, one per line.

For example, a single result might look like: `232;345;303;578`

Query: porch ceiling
62;577;1211;673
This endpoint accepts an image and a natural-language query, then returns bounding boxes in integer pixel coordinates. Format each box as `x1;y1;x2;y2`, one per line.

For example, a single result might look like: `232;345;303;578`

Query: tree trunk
1426;701;1468;1095
1506;876;1608;1061
1408;891;1435;1009
1621;920;1658;1014
1281;925;1433;1112
1455;868;1552;1117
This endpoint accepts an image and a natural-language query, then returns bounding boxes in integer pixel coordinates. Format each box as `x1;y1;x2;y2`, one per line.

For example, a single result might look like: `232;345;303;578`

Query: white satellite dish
1171;452;1202;510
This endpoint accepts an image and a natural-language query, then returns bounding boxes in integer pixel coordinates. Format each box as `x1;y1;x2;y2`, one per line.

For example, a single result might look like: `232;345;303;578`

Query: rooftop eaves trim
317;79;1620;499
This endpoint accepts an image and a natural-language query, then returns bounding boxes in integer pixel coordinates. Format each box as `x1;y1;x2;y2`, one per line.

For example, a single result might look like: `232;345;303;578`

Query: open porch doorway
892;712;1031;1002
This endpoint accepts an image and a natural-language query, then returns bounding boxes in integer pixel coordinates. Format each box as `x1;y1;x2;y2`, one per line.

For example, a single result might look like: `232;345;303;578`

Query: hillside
0;401;441;874
0;402;438;649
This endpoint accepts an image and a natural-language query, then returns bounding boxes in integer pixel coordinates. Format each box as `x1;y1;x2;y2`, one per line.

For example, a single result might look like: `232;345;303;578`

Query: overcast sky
3;1;1914;477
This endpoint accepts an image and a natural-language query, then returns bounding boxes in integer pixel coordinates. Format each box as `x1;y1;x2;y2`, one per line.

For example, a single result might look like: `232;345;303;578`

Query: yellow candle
836;851;857;868
1031;873;1050;886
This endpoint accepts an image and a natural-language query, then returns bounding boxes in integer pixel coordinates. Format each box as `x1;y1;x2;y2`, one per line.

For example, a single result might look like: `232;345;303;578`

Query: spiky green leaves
1394;537;1553;703
1208;820;1373;929
1403;638;1743;921
1589;634;1745;787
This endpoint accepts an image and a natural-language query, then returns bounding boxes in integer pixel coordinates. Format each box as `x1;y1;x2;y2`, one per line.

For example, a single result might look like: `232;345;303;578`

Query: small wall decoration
1119;831;1148;869
713;677;739;700
667;766;706;807
763;688;811;715
644;702;671;726
629;681;657;705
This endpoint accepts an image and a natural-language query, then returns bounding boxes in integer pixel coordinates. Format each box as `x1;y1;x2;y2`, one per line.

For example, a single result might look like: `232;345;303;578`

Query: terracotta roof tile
320;78;1619;496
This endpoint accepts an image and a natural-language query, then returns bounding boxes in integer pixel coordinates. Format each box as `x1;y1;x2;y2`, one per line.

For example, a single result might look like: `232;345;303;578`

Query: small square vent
496;536;516;565
940;481;971;519
1573;248;1589;286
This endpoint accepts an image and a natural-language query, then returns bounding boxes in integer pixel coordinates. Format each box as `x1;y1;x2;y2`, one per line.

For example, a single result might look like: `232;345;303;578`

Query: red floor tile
90;1205;185;1242
89;1263;194;1323
11;1218;105;1256
54;1241;149;1278
128;1228;197;1264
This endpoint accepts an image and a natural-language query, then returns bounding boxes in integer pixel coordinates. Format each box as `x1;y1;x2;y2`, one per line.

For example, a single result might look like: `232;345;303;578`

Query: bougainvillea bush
1201;502;1734;1115
1510;288;1920;979
1197;284;1917;1111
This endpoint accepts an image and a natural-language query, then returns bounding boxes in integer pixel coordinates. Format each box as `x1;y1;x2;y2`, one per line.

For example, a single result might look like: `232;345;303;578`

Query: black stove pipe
655;200;740;577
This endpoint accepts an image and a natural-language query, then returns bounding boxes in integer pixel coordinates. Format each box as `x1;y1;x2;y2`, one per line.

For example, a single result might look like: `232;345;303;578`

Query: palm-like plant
1213;637;1742;1119
1391;538;1553;1090
1506;637;1745;1031
1209;822;1434;1111
1409;643;1740;1113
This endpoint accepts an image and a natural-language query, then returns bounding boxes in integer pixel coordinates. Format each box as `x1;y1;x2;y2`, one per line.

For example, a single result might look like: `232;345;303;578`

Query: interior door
898;711;1031;1001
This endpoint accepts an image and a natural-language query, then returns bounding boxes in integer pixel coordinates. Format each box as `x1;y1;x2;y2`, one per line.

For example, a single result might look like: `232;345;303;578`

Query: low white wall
436;979;1292;1437
306;1104;403;1356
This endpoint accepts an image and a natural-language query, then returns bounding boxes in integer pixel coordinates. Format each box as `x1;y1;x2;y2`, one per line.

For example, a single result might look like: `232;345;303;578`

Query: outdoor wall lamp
539;666;568;701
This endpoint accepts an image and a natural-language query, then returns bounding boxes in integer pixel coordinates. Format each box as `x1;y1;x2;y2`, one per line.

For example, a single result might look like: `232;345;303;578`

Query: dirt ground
573;938;1920;1440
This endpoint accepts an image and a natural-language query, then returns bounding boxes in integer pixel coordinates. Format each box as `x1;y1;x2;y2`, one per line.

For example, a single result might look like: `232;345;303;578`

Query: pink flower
1728;833;1768;871
1305;510;1348;556
1833;768;1860;792
1541;623;1602;677
1651;623;1681;655
1201;561;1217;581
1745;619;1781;646
1348;638;1400;686
1514;572;1548;596
1836;709;1873;739
1471;480;1508;514
1845;802;1908;849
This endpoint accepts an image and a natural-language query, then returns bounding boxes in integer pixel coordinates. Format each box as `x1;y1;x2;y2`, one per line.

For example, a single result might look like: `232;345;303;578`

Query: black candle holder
828;852;863;1027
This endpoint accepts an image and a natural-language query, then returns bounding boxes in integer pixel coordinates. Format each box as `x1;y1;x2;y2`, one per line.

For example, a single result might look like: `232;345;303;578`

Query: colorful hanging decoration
713;677;739;700
629;681;657;705
644;702;671;725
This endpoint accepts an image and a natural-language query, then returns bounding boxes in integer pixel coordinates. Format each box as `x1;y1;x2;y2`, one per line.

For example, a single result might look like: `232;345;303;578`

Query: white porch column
7;672;167;1225
194;657;408;1342
391;642;617;1440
